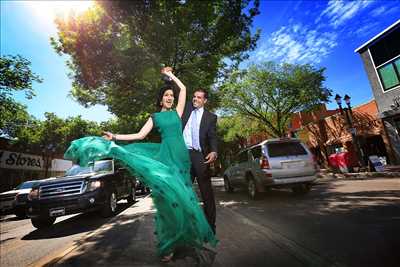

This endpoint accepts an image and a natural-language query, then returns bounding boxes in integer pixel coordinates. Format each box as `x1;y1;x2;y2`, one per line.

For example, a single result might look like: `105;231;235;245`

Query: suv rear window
267;142;307;157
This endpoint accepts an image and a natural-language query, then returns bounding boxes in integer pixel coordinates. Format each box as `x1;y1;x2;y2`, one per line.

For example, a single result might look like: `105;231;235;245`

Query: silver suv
223;138;318;199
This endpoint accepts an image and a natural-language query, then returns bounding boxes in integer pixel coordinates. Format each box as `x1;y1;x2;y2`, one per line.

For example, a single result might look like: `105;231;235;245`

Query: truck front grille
39;181;85;199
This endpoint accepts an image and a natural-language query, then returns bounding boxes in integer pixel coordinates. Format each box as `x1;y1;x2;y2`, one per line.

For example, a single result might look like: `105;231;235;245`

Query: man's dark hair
194;88;208;99
156;82;177;110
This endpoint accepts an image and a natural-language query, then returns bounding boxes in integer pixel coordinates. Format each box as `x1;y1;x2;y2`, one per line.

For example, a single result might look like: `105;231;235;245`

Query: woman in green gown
64;67;217;262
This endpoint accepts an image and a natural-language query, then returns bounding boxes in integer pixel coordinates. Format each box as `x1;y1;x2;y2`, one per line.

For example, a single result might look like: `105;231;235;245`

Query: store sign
0;150;45;171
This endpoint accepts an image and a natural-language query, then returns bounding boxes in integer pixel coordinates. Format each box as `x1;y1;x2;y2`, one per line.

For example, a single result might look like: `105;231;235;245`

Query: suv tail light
260;156;270;169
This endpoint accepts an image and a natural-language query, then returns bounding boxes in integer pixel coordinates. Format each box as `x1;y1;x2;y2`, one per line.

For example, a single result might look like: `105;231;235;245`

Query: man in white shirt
182;88;218;234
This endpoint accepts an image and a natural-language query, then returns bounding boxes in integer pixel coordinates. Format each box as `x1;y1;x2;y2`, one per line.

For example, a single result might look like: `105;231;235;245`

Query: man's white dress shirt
183;107;204;151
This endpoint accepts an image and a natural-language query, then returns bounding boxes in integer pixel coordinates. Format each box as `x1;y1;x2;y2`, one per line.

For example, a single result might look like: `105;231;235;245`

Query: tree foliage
218;114;266;142
219;61;332;138
0;95;34;139
51;0;260;117
0;55;42;99
0;54;42;140
8;112;103;155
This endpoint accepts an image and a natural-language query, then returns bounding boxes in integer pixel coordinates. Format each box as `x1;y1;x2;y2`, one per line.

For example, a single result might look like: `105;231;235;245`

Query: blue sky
1;1;400;123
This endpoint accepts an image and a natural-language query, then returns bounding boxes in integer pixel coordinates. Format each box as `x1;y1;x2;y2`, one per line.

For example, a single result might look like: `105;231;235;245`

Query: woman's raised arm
162;68;186;118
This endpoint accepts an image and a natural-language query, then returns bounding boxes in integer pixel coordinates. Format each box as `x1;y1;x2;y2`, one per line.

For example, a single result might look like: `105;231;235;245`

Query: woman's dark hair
156;82;177;110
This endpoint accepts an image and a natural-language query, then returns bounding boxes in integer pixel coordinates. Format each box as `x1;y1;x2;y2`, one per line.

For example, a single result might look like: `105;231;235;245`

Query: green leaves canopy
0;55;42;99
51;0;260;118
219;61;332;138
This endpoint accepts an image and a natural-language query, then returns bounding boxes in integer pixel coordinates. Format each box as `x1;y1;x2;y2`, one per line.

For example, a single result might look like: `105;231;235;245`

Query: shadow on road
214;179;400;267
43;211;159;267
22;200;140;240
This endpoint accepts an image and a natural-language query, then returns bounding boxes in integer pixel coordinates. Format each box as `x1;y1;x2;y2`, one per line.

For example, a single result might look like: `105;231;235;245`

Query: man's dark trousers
189;149;216;234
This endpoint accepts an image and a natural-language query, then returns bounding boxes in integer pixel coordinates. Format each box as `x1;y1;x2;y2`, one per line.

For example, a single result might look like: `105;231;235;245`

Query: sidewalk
39;196;341;267
316;167;400;182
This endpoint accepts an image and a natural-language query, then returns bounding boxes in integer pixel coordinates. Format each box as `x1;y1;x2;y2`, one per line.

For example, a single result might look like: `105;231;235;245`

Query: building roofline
355;19;400;53
298;99;376;129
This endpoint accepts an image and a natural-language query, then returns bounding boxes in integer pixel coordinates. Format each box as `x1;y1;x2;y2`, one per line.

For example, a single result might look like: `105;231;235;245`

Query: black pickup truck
27;159;136;229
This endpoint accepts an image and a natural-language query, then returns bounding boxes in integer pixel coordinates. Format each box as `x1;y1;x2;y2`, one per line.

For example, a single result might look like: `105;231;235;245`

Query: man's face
192;91;207;108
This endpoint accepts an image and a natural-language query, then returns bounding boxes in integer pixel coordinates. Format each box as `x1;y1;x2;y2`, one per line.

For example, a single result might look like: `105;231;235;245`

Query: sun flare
25;0;94;24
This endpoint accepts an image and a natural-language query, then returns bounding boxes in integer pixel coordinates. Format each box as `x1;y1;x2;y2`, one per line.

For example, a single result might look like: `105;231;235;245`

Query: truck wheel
248;177;260;200
224;176;234;193
101;190;117;218
31;216;56;229
292;184;311;195
127;186;136;205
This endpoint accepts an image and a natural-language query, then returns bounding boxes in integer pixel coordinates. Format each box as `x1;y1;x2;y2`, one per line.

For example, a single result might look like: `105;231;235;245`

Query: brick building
288;100;395;168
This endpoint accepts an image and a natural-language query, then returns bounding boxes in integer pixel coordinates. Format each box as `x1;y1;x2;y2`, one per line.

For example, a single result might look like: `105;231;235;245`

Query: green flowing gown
64;110;218;256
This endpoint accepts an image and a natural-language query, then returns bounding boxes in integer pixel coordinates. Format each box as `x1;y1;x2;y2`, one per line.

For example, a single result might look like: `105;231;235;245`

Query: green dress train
64;110;218;256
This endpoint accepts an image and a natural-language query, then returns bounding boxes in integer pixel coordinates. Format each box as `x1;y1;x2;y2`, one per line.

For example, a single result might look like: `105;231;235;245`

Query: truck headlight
28;189;39;201
87;181;102;192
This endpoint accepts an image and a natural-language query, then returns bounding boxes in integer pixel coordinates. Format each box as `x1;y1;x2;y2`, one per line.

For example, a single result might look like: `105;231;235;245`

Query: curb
316;171;400;182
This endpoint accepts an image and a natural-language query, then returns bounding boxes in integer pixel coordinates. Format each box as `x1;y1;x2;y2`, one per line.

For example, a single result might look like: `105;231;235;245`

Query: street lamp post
41;144;55;178
334;94;365;169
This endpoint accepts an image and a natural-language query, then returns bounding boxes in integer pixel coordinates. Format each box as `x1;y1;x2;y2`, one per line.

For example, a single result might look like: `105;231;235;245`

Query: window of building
369;27;400;92
377;57;400;91
370;27;400;66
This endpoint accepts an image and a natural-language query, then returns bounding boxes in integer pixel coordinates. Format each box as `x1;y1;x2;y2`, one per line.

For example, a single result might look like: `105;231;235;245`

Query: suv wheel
224;176;234;193
101;190;118;217
292;184;311;195
247;178;259;200
31;216;56;229
127;186;136;205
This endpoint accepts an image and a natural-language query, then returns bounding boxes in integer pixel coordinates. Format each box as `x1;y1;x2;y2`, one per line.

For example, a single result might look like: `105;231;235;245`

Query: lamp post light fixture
343;94;351;105
335;94;342;106
335;93;365;169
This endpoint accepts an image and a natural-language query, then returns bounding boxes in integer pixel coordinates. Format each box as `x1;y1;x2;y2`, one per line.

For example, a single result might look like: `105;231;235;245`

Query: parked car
0;180;39;218
223;138;318;199
27;159;136;229
135;180;150;195
0;189;17;215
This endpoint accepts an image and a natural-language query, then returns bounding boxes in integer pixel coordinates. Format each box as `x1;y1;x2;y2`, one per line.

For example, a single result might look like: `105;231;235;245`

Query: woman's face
161;89;175;109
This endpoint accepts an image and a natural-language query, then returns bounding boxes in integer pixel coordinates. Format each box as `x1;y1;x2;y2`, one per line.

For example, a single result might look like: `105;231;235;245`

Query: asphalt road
1;178;399;267
0;196;148;267
214;177;400;267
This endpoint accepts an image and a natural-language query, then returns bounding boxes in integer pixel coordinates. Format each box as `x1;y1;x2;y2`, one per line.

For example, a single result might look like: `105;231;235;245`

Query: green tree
51;0;260;118
0;54;42;140
0;55;42;99
0;95;35;139
219;61;332;138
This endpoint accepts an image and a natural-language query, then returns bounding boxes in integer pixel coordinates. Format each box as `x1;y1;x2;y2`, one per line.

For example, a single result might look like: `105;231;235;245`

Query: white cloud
251;0;394;66
255;24;338;64
353;21;380;37
371;6;386;17
317;0;373;28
